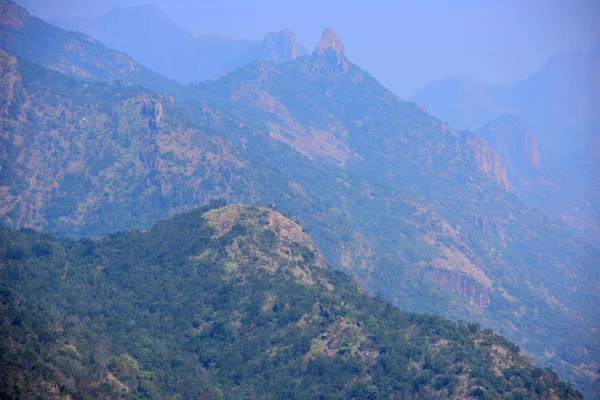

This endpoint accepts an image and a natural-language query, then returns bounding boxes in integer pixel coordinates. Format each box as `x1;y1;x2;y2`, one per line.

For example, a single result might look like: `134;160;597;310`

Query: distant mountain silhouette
0;0;175;92
411;45;600;196
476;114;599;238
49;4;308;83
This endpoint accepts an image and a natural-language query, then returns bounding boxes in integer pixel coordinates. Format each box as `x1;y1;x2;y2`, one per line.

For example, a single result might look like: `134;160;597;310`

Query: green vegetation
0;9;598;395
0;203;582;399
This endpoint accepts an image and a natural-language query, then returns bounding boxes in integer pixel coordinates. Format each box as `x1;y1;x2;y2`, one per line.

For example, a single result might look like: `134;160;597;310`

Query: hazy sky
15;0;600;96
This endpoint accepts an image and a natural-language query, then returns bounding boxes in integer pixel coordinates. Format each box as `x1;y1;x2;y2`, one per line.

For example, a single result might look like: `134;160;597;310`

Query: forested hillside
0;1;598;395
0;203;582;399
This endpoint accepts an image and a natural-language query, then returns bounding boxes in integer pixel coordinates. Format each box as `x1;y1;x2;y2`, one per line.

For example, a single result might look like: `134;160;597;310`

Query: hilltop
0;203;582;399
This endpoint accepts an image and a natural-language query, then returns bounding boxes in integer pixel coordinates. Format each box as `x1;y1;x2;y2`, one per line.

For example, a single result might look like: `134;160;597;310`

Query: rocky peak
477;113;542;170
203;205;330;286
0;0;31;29
314;28;346;58
260;29;302;61
313;28;348;72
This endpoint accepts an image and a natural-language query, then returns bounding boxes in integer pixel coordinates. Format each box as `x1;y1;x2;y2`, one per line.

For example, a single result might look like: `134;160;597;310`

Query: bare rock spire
313;28;348;72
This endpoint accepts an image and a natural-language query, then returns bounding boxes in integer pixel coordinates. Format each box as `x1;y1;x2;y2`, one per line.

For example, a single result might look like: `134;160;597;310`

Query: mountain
230;29;308;70
476;114;600;238
0;202;583;399
1;17;599;396
410;46;600;197
49;5;308;84
0;0;177;93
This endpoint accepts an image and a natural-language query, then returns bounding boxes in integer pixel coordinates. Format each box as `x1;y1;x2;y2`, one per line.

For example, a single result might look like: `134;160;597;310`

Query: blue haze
14;0;600;96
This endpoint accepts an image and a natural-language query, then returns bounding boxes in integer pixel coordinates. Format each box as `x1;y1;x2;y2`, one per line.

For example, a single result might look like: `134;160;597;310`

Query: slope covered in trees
0;4;598;394
0;203;582;399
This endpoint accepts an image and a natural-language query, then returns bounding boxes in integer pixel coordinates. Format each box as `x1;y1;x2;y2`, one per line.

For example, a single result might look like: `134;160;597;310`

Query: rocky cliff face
230;29;309;71
313;28;348;72
411;46;600;195
466;137;511;191
477;114;600;238
259;29;305;62
479;113;542;170
430;269;491;311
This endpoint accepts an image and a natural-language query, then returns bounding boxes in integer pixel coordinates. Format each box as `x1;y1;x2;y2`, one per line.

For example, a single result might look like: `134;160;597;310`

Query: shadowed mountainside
49;5;308;84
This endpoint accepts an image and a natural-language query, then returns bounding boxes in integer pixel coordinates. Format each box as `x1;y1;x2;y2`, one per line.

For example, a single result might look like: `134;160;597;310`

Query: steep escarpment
411;45;600;196
313;28;349;72
477;114;600;238
0;204;582;399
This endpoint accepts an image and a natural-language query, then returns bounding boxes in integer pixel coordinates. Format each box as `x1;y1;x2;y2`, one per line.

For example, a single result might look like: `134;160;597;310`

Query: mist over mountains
0;0;598;398
49;4;308;83
411;45;600;201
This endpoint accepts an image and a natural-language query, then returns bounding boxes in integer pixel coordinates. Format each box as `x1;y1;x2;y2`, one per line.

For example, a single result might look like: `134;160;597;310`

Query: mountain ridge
0;203;583;399
48;4;308;84
1;10;599;396
410;45;600;198
0;0;178;95
476;114;600;238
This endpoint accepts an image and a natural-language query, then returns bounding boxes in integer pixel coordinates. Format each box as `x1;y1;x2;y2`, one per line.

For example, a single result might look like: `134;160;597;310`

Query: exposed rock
141;99;163;130
0;0;30;29
203;205;333;289
478;113;542;170
430;268;491;311
314;28;348;72
470;214;507;243
467;137;511;191
260;29;303;62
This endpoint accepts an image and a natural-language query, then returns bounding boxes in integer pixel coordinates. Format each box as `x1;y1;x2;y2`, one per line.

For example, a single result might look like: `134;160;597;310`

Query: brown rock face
479;114;542;170
430;269;491;311
0;0;30;29
314;28;348;72
261;29;302;62
467;137;511;191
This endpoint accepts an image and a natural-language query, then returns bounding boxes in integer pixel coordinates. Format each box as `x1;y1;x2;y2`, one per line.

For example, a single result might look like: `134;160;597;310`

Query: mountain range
475;113;599;238
0;0;175;92
411;45;600;200
49;4;308;84
1;0;598;397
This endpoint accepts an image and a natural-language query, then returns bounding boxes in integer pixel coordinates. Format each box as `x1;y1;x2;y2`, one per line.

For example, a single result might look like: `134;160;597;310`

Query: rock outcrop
0;0;29;29
313;28;348;72
260;29;304;62
430;269;491;311
478;113;542;170
467;137;511;191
